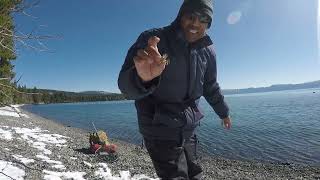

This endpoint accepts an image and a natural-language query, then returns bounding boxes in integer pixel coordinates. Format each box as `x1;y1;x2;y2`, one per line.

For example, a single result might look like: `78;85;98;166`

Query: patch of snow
32;141;51;154
36;154;66;170
0;106;29;118
94;163;159;180
119;171;159;180
4;148;10;151
12;155;35;165
95;163;112;178
43;170;86;180
52;164;66;170
36;154;63;164
0;128;12;140
13;127;68;155
0;106;20;117
0;160;25;180
56;144;67;147
70;157;77;160
119;171;131;179
83;161;93;168
36;154;50;161
132;174;159;180
45;159;63;165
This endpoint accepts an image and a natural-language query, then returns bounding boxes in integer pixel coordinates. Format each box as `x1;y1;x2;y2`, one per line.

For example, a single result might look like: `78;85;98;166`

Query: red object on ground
104;144;117;153
90;143;117;154
90;143;101;154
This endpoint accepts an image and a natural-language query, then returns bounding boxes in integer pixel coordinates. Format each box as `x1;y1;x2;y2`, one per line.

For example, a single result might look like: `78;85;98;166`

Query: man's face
180;12;209;43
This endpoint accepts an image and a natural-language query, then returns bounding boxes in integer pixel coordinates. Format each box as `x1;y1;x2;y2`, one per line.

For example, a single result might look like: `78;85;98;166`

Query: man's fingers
225;120;231;129
151;61;166;76
145;46;161;61
137;49;149;57
226;122;231;129
137;49;153;63
145;36;162;63
221;119;231;129
148;36;160;49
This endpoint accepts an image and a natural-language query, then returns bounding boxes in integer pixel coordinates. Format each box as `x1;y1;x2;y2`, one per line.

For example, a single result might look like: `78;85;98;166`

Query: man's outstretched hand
133;36;167;82
222;116;232;129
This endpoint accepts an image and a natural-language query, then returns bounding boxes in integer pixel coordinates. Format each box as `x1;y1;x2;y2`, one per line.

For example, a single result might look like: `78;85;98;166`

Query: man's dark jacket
118;19;229;141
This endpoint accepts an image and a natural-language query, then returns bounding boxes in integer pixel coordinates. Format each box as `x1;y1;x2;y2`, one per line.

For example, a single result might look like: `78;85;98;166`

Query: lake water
23;88;320;166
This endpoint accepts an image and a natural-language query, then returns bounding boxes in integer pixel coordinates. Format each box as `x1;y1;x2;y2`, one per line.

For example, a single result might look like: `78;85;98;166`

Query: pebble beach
0;105;319;180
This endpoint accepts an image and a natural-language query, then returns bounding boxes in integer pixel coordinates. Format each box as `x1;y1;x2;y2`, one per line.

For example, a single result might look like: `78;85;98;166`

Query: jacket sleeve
203;48;230;119
118;31;160;100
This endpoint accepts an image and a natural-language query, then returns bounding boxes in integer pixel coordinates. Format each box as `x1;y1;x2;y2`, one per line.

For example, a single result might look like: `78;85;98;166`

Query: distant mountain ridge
222;80;320;95
78;91;113;95
35;89;114;96
35;80;320;96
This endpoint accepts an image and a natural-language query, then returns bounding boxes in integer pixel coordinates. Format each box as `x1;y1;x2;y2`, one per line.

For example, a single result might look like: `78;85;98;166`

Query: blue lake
23;88;320;166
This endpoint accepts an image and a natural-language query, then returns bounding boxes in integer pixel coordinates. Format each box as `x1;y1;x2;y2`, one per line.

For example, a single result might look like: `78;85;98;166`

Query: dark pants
144;134;202;180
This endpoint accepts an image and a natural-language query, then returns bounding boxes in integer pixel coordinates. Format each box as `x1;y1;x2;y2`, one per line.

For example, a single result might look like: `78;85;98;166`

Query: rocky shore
0;106;319;179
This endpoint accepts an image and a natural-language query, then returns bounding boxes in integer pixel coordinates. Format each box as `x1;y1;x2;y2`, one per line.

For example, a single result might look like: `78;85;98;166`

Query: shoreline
21;104;320;167
0;107;319;179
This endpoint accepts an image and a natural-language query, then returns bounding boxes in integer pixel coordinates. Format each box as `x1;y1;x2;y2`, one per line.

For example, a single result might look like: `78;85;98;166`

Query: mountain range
222;80;320;95
36;80;320;96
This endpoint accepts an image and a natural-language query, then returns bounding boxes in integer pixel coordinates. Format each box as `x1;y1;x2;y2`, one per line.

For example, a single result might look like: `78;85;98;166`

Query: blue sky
13;0;320;92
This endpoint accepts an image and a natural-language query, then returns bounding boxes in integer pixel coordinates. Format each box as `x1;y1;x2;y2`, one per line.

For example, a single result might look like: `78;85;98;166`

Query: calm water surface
23;88;320;166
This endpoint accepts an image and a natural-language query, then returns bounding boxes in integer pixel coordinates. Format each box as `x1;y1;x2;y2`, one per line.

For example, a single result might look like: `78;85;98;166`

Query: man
118;0;232;179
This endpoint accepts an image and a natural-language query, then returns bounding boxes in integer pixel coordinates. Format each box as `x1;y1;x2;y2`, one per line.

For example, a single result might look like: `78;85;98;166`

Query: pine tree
0;0;21;105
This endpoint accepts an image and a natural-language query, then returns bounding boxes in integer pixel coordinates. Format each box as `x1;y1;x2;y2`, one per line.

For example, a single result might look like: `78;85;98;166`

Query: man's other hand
222;116;232;129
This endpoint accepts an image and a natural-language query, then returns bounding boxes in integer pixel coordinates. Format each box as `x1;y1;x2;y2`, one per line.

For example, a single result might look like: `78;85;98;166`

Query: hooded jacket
118;4;229;140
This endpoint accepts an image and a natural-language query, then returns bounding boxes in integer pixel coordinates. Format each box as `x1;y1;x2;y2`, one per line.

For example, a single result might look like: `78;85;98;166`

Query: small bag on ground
89;130;117;154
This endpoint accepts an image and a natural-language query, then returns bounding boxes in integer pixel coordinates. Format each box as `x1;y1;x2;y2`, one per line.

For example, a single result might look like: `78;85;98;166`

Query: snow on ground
12;126;69;155
0;106;20;117
36;154;66;170
43;170;87;180
95;163;159;180
0;160;25;180
0;105;29;118
12;155;35;165
83;161;93;168
0;106;158;180
0;127;12;140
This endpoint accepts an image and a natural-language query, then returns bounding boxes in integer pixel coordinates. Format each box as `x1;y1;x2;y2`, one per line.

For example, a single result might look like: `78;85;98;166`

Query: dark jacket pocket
184;106;204;128
153;103;204;129
153;104;186;128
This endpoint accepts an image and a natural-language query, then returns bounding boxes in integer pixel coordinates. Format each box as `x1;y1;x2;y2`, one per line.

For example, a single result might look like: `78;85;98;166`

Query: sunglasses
184;12;211;24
